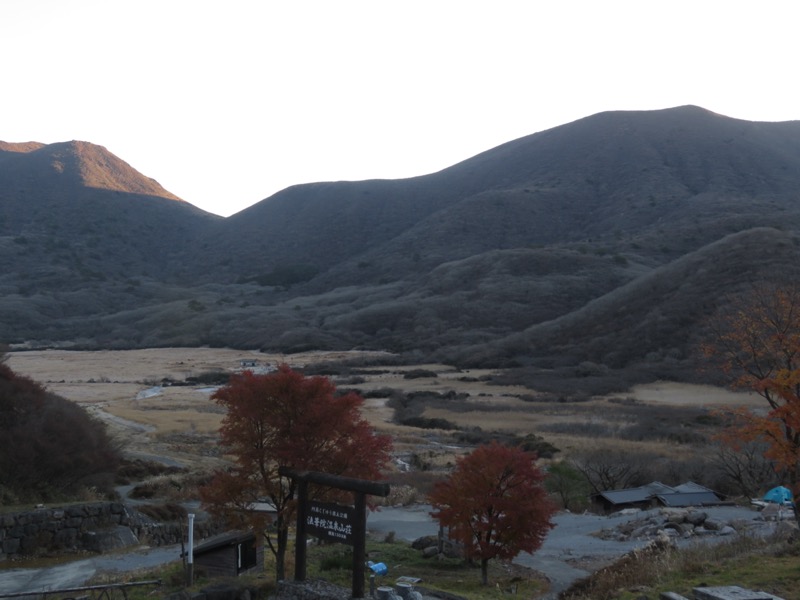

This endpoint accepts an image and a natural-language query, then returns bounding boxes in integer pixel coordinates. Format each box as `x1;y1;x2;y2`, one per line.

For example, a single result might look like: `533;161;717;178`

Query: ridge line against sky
3;0;798;217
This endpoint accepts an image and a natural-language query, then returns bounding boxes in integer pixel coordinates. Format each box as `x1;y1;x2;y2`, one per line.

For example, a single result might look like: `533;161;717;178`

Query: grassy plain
6;347;761;475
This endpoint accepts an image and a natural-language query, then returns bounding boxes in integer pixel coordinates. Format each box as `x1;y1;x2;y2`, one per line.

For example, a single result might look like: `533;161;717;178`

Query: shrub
401;416;456;430
0;362;121;501
403;369;438;379
136;502;188;522
187;370;230;385
517;434;560;459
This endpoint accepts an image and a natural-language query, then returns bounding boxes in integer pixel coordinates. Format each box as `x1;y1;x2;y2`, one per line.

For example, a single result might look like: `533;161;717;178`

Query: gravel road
0;545;182;595
366;504;772;600
0;504;777;599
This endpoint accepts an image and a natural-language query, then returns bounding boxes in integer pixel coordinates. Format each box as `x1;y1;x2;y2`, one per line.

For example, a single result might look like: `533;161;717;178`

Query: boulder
685;511;708;527
411;535;437;550
663;521;692;536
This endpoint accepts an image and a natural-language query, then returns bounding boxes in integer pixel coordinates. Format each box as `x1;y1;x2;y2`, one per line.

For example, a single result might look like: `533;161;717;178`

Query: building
192;531;264;578
592;481;725;513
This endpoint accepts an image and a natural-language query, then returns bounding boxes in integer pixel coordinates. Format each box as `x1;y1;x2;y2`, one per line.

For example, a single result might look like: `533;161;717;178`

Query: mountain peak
0;140;183;203
47;140;183;202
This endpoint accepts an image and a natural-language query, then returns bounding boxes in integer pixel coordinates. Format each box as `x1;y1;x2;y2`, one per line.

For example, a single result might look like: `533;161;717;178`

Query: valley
7;348;760;494
4;348;789;598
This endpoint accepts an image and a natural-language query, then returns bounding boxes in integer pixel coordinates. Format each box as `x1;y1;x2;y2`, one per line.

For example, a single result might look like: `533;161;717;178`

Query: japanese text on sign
307;501;355;545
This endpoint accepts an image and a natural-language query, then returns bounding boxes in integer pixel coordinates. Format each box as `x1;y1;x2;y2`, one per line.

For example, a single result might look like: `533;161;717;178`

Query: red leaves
212;365;390;481
200;363;392;577
428;441;555;583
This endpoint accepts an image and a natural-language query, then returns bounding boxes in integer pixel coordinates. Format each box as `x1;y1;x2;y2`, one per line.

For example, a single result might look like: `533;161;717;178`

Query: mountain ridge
3;106;800;392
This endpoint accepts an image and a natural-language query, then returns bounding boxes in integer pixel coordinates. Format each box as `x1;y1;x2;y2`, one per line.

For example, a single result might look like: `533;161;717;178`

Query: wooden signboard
306;500;355;545
279;467;390;599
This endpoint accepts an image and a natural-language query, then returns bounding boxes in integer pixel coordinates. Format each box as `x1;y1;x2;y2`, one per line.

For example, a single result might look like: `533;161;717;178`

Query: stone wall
0;502;218;560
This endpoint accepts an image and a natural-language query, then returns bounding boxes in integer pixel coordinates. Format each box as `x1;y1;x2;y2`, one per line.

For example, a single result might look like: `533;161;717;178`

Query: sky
2;1;798;217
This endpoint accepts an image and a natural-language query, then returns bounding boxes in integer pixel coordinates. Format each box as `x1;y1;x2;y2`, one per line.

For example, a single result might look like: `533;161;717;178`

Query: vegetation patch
561;529;800;600
306;539;549;599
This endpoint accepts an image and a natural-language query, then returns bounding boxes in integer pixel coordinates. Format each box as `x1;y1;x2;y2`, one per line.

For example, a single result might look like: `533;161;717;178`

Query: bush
400;416;456;430
0;362;121;501
136;502;188;522
403;369;439;379
517;434;560;459
186;370;230;385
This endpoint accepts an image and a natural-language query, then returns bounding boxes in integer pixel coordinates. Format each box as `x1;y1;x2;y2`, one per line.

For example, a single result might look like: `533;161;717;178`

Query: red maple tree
703;283;800;505
200;364;392;580
428;441;556;586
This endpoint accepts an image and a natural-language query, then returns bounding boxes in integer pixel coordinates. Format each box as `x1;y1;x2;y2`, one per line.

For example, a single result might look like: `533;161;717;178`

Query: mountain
3;106;800;393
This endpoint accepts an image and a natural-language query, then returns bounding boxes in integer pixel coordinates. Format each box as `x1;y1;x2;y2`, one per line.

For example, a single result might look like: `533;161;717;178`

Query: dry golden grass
6;348;762;474
625;381;758;406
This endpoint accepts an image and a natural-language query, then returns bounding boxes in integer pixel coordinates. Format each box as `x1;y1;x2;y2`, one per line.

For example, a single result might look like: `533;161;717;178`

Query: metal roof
656;491;723;507
673;481;714;494
192;530;256;555
596;482;675;505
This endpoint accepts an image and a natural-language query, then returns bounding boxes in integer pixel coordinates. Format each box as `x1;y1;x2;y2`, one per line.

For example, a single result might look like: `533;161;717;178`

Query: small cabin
592;481;725;514
193;531;263;578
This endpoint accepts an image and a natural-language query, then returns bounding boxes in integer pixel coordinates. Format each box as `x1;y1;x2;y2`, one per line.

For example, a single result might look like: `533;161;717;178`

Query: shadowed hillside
2;106;800;391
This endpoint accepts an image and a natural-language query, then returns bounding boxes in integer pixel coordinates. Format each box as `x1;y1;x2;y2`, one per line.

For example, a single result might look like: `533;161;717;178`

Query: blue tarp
763;486;793;504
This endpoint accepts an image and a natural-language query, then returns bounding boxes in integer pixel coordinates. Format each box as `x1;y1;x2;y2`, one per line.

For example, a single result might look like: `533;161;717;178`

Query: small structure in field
592;481;675;513
192;530;263;578
592;481;725;513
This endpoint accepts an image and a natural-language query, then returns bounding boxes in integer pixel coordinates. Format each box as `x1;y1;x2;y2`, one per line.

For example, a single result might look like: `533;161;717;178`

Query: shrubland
0;350;120;504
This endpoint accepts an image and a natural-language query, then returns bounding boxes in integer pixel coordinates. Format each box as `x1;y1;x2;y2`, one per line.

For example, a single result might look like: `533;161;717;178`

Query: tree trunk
275;522;288;580
481;558;489;586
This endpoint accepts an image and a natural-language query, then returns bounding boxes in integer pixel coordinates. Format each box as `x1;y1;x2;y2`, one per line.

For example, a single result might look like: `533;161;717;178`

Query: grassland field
6;348;760;479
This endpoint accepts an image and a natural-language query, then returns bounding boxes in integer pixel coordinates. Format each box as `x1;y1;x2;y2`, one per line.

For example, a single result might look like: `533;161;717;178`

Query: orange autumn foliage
703;283;800;499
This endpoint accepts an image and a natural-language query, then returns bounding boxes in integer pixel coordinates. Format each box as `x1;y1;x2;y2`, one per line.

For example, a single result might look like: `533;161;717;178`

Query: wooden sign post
279;467;390;598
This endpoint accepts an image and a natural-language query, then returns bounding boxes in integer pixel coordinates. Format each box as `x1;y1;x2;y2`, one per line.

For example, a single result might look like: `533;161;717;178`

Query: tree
200;365;392;580
0;359;120;502
546;461;591;511
570;447;648;495
428;441;555;586
702;282;800;504
711;441;777;498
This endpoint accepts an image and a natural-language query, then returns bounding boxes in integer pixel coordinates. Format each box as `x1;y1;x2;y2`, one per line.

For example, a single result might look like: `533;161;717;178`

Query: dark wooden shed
193;530;263;578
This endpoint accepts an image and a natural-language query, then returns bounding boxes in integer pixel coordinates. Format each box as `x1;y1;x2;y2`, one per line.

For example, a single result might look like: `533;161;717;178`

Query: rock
659;528;680;538
718;525;736;536
685;511;708;527
663;509;687;524
630;525;654;539
411;535;437;550
663;522;691;536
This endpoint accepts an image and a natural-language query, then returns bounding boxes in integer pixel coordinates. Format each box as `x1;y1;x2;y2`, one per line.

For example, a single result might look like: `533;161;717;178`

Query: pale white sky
2;1;798;217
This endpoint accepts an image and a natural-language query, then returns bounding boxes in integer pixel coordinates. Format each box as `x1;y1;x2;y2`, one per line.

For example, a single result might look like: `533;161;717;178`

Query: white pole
187;513;195;585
